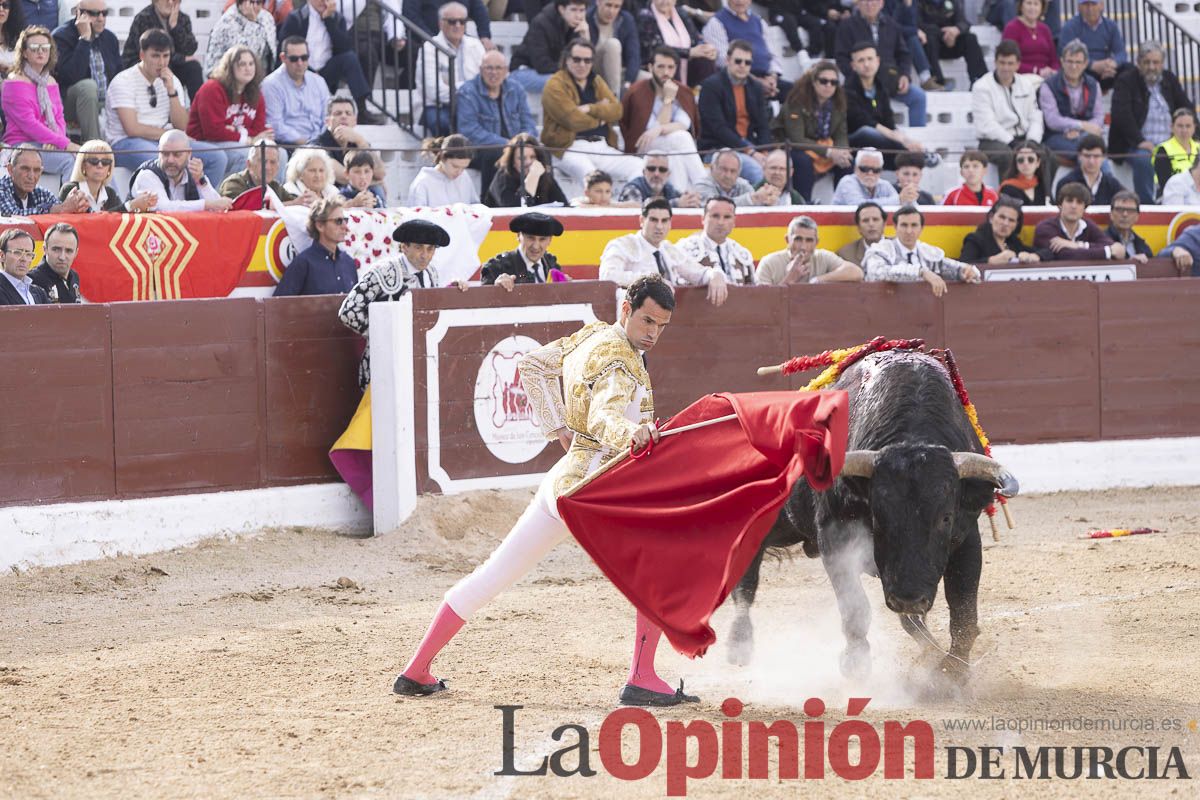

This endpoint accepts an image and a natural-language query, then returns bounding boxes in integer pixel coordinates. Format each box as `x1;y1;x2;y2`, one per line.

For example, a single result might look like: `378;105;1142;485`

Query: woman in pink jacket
1;26;78;182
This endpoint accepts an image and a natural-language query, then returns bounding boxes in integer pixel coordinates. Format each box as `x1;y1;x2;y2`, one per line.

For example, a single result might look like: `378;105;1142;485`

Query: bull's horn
953;452;1020;497
840;450;878;479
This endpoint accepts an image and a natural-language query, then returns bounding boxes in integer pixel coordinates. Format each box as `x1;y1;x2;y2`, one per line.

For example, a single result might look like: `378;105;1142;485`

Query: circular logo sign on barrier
264;219;296;283
474;335;549;464
1167;211;1200;243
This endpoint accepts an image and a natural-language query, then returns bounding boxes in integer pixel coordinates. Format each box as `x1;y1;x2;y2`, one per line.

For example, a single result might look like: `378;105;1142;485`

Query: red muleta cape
556;390;848;658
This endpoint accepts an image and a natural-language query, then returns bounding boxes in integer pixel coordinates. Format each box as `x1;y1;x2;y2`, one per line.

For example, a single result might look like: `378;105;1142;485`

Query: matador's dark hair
626;274;675;312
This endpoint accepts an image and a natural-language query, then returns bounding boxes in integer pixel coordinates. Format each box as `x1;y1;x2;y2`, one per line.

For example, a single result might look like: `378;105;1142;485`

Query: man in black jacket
1057;134;1129;206
29;223;84;304
510;0;589;95
914;0;986;88
844;42;927;168
0;230;50;306
834;0;926;127
480;213;565;289
53;0;122;143
1105;190;1153;262
280;0;386;124
697;40;772;183
1108;42;1194;205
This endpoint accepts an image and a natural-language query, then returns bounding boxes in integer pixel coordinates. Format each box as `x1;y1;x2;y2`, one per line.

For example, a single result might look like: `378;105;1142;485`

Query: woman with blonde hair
1;26;76;182
187;45;272;181
59;139;156;213
408;134;478;206
284;147;339;205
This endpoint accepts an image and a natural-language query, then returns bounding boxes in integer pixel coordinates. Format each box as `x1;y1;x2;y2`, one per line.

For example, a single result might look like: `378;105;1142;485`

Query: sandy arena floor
2;486;1199;799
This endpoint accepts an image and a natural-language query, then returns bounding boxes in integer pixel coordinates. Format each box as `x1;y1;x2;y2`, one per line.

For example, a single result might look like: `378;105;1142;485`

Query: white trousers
646;129;707;189
557;139;644;187
444;477;571;618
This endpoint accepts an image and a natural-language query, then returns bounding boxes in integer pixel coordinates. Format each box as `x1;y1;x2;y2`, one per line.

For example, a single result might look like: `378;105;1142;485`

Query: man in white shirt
863;205;981;296
129;130;234;213
677;197;757;285
972;39;1045;175
418;1;485;136
106;29;227;179
598;198;728;305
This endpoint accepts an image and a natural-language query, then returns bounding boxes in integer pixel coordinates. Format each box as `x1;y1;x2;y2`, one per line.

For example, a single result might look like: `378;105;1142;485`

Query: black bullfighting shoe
618;680;700;707
393;674;448;696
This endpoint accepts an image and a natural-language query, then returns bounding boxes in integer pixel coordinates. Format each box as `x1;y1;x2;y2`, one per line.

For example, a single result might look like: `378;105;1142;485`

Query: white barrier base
2;436;1197;573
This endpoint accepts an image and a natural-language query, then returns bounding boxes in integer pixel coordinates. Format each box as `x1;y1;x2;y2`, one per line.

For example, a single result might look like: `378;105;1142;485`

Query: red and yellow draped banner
34;211;263;303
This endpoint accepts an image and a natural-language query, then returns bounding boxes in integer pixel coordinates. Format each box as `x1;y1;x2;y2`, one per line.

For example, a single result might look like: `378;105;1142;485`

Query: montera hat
509;212;564;237
393;219;451;246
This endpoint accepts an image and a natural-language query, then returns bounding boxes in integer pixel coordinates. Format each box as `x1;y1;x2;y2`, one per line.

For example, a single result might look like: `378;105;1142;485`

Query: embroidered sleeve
585;365;641;451
517;338;567;439
338;269;381;336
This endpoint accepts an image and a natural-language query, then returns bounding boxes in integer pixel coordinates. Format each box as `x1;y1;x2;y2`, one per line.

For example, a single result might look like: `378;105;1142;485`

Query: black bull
728;351;1019;679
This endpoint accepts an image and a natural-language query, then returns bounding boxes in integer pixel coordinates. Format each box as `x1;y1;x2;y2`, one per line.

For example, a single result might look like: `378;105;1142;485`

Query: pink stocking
627;609;673;694
401;602;465;684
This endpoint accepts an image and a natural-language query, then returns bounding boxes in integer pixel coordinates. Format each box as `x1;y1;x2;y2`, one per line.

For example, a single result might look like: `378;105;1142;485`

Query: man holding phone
53;0;123;143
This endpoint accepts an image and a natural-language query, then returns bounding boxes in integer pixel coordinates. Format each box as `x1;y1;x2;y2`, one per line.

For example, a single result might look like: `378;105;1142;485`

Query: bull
728;350;1019;681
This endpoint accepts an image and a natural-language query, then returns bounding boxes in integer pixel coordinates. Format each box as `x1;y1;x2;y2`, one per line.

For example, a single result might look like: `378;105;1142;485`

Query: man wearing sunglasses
274;196;359;297
263;37;330;149
52;0;122;144
416;1;486;137
617;152;701;208
697;40;773;185
832;147;900;205
511;0;589;95
279;0;385;125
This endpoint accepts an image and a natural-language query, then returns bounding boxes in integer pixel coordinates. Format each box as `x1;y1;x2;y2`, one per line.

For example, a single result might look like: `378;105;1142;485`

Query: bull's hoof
937;654;972;685
839;643;871;680
727;622;754;666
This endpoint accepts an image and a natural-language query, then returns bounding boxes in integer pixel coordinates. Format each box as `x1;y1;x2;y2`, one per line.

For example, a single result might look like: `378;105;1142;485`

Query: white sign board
983;263;1138;282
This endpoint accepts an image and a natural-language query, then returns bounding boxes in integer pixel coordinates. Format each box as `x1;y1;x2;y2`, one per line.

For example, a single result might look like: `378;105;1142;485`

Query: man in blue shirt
0;229;50;306
456;50;537;194
262;37;330;151
1059;0;1128;89
274;197;360;297
1159;225;1200;278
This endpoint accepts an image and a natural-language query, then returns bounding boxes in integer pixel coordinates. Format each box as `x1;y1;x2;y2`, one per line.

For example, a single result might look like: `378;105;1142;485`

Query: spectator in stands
835;0;927;129
573;169;615;206
844;42;927;168
107;30;227;179
1153;109;1199;195
702;0;786;105
510;0;588;94
404;0;494;51
587;0;639;95
284;147;340;204
1059;0;1127;90
1039;40;1104;164
1058;134;1127;205
341;150;385;208
1109;42;1194;205
486;133;568;207
308;97;385;186
836;200;886;264
480;211;565;288
959;195;1042;263
279;0;385;124
0;228;48;305
972;39;1045;175
986;0;1062;41
695;147;780;205
893;151;934;204
52;0;120;144
864;205;982;295
1159;225;1200;277
61;139;156;212
758;148;804;204
2;27;77;184
1002;0;1057;78
767;0;842;61
29;222;83;303
619;46;705;189
1033;182;1125;260
773;60;853;202
130;130;233;213
263;38;329;151
1104;190;1151;262
914;0;986;89
19;0;54;30
418;1;485;137
222;0;293;28
998;141;1050;205
204;0;276;76
598;197;729;304
833;148;900;205
274;196;360;297
1161;153;1200;206
408;134;477;206
618;151;702;207
542;40;641;187
696;40;772;184
637;0;718;88
756;215;864;285
883;0;940;92
456;51;536;197
0;147;88;215
678;196;756;284
0;2;22;72
219;141;302;205
121;0;203;101
944;150;999;206
187;46;270;181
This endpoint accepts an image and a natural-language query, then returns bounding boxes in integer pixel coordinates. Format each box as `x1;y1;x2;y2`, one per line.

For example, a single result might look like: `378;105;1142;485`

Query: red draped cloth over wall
557;390;849;658
33;211;263;302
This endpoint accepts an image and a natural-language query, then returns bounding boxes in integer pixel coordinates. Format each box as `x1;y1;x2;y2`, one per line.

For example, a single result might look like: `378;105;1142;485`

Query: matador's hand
631;422;660;452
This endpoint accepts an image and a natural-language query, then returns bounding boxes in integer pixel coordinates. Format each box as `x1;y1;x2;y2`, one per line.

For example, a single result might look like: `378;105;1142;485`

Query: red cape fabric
556;390;848;658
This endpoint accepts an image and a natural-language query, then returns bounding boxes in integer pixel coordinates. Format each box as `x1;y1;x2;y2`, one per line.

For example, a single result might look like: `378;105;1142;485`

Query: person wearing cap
338;219;461;389
273;196;358;297
480;212;565;290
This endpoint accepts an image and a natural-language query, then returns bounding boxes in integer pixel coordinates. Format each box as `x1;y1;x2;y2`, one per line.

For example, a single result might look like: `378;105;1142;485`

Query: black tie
716;245;727;277
653;250;668;278
533;260;543;282
907;252;914;265
416;270;426;288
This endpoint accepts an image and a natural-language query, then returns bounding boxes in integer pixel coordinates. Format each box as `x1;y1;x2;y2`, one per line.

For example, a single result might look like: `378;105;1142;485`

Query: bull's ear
840;450;878;479
953;452;1020;497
